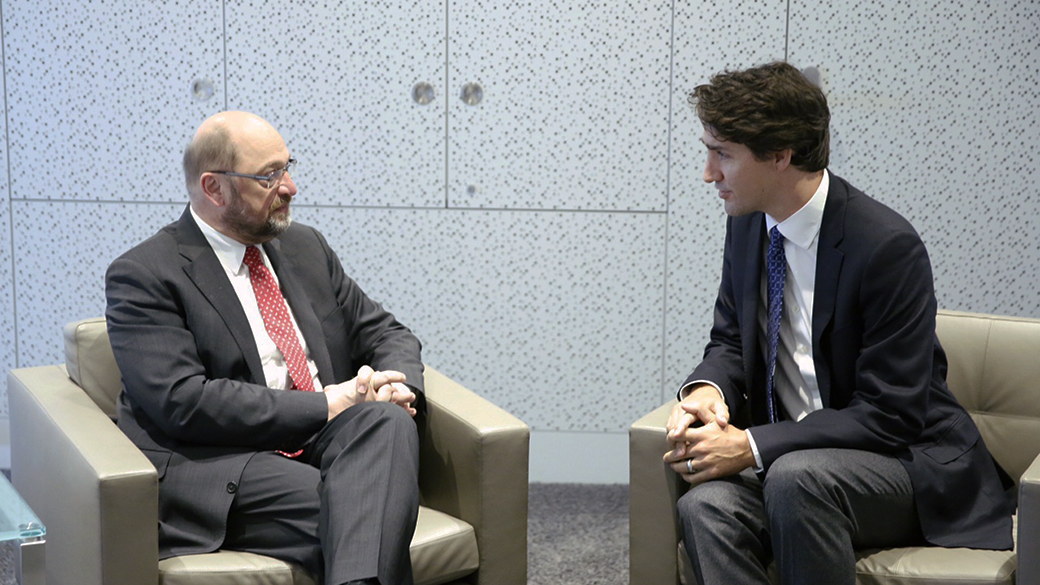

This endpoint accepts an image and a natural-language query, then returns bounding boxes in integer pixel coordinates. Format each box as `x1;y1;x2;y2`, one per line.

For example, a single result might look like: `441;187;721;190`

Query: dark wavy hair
690;62;830;172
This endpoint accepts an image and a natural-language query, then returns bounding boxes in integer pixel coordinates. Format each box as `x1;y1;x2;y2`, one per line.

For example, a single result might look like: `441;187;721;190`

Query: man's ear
773;148;794;173
199;173;228;207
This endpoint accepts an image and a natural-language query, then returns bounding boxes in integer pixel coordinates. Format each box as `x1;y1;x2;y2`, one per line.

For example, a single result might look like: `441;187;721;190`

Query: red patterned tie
243;246;314;457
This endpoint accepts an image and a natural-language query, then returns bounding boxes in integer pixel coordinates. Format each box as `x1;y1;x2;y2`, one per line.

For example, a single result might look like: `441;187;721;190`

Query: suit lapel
174;208;267;385
264;239;336;387
812;177;848;406
741;214;767;420
741;218;766;342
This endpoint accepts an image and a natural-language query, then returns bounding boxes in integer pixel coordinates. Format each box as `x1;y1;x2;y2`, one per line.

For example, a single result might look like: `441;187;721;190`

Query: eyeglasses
210;158;297;189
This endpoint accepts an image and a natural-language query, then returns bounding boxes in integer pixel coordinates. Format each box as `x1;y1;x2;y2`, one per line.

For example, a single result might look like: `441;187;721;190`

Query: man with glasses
105;111;423;585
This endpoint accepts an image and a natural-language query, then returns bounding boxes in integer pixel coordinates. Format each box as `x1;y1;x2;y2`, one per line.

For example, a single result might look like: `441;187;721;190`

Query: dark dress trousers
105;206;425;580
683;173;1015;549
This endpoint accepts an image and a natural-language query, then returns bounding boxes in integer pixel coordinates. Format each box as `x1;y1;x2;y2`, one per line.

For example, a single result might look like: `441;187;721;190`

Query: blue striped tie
765;226;786;423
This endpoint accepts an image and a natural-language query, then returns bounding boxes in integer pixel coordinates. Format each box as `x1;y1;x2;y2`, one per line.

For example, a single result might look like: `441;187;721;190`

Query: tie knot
770;226;784;245
243;245;263;271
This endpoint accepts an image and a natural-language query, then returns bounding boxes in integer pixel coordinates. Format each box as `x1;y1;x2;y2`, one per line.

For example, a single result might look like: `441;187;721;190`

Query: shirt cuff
677;380;725;402
745;428;765;472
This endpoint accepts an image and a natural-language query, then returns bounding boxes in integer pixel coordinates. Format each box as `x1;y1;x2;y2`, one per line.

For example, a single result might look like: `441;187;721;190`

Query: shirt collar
189;205;251;275
765;169;829;251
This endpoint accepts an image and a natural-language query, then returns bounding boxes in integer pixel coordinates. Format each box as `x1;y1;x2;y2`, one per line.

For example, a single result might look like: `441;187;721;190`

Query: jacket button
226;482;238;494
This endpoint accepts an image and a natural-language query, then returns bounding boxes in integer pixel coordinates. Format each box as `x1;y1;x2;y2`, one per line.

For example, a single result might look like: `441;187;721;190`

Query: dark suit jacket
105;206;424;558
683;173;1014;549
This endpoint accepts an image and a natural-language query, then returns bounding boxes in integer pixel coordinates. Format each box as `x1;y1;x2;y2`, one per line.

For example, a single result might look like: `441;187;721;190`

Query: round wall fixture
191;78;215;101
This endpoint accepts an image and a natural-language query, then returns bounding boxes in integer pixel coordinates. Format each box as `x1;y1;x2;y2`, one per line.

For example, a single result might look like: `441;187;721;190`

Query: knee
677;482;738;530
356;399;415;429
361;400;414;425
762;451;839;519
326;401;418;449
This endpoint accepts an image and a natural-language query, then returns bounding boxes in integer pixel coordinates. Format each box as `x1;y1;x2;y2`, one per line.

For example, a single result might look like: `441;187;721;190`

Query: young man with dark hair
663;61;1013;584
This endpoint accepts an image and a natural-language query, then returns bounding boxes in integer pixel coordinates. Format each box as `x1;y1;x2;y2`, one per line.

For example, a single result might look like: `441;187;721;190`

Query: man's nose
703;159;720;184
279;174;298;197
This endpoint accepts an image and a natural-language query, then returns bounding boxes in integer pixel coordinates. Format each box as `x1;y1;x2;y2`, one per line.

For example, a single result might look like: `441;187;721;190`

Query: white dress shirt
760;170;829;422
190;206;321;392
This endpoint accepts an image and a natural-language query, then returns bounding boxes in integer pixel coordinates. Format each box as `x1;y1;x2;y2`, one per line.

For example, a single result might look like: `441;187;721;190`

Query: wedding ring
686;459;695;474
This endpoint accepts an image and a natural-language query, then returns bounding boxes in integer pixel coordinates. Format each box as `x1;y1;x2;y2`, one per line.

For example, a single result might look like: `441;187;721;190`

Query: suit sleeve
106;253;329;450
750;228;936;470
301;229;426;412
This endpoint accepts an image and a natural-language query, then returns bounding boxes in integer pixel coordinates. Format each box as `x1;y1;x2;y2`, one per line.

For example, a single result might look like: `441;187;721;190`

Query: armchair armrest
8;366;159;585
417;366;529;585
1019;451;1040;585
630;401;686;585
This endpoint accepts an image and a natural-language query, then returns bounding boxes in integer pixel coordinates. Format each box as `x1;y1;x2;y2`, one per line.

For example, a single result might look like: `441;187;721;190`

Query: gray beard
224;182;292;242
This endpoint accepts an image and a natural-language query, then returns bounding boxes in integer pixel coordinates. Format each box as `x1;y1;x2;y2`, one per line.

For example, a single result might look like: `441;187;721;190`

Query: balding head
183;112;296;244
183;111;283;198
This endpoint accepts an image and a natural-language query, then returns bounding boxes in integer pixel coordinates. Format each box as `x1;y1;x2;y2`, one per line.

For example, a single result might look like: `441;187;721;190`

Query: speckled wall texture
1;1;1038;445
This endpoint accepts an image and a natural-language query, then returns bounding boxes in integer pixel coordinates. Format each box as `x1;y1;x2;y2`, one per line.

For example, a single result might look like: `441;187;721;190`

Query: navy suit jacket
683;173;1014;549
105;206;424;558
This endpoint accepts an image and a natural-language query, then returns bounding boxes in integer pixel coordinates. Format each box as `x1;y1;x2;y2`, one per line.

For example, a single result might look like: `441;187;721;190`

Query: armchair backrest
63;317;121;419
936;309;1040;484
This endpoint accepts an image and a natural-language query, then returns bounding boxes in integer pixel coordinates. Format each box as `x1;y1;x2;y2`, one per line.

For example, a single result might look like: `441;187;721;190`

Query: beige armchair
9;317;529;585
630;309;1040;585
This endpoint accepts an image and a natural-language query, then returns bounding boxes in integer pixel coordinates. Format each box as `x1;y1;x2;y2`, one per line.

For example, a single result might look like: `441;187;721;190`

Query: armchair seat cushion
853;546;1016;585
159;551;318;585
411;507;480;585
157;507;478;585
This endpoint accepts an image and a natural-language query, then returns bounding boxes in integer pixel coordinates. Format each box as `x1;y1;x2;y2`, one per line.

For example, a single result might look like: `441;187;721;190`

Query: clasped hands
663;384;755;485
324;365;417;421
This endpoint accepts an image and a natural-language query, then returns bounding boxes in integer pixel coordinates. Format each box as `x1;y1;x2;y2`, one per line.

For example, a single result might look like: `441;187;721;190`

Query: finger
356;365;374;395
376;370;407;386
370;370;407;394
676;458;710;485
372;380;395;402
683;470;708;486
675;424;716;446
666;403;687;431
714;399;730;428
670;442;686;458
679;400;704;416
680;401;714;426
663;445;690;464
669;458;705;481
667;411;695;441
389;382;415;405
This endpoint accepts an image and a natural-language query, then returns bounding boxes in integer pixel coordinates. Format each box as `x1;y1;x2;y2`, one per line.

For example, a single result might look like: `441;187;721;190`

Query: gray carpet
527;483;629;585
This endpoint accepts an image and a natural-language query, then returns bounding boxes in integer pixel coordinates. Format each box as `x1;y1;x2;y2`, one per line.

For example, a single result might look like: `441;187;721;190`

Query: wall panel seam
1;0;20;368
661;0;678;405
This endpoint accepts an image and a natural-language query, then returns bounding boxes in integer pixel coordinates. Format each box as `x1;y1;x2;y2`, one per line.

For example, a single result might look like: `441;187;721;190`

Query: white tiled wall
788;0;1040;318
3;0;224;203
226;0;447;208
2;0;1038;481
447;1;673;211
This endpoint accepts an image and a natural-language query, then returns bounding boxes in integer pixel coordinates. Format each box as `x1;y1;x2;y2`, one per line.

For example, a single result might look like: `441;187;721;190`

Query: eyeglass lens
262;159;296;189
